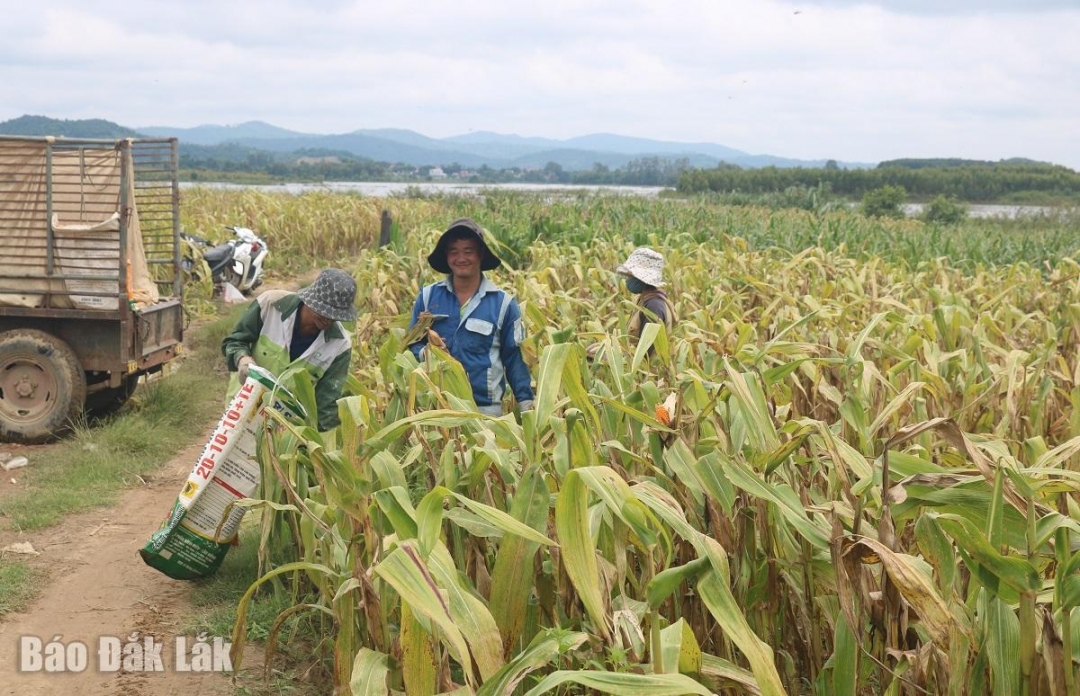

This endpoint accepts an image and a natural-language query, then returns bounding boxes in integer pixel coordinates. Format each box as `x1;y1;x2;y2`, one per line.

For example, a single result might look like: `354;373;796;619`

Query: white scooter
182;226;268;294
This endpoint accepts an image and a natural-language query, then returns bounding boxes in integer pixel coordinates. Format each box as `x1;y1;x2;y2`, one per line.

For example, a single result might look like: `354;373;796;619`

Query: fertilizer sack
139;366;306;580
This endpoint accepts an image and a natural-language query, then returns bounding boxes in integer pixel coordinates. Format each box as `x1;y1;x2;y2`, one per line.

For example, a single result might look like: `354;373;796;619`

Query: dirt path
0;437;261;696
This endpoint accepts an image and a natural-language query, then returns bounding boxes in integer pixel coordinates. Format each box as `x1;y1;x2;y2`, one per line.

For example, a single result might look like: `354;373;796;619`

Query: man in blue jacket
408;218;534;415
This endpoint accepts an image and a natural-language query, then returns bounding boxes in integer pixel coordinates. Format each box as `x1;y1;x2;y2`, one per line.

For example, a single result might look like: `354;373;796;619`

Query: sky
2;0;1078;168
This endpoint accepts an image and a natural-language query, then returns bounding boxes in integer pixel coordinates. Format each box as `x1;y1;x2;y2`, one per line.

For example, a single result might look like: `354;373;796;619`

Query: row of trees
513;157;691;186
678;161;1080;202
178;142;1078;204
179;147;691;187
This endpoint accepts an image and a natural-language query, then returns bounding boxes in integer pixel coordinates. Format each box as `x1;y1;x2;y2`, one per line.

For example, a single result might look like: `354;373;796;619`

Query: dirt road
0;437;260;696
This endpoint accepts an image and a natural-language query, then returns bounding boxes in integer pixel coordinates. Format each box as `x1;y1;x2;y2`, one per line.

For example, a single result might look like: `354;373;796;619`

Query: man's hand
519;400;534;412
237;355;255;382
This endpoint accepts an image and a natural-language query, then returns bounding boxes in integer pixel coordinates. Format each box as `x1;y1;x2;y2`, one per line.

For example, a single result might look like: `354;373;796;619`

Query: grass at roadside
0;309;242;532
0;305;244;618
186;525;329;695
0;561;40;615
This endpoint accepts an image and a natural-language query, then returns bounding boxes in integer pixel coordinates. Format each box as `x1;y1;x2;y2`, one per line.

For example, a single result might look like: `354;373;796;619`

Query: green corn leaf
632;321;670;372
722;457;830;549
554;470;611;641
696;539;788;696
762;424;814;476
428;543;505;681
401;602;438;696
1033;435;1080;470
373;541;474;681
449;489;556;545
656;618;702;676
489;466;551;655
350;648;390;696
230;561;339;672
657;619;684;675
689;452;737;514
847;536;969;643
981;590;1021;696
662;439;706;505
477;629;589;696
936;514;1041;594
699;653;761;694
444;507;505;538
373;486;419;539
632;480;701;544
572;466;665;552
596;396;677;431
370;450;409;490
724;360;780;452
830;613;858;696
534;343;573;433
560;343;603;435
915;514;957;594
647;557;710;609
524;669;713;696
868;381;927;439
363;409;526;455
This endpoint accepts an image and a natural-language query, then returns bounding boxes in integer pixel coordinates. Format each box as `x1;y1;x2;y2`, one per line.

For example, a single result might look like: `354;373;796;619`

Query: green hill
0;115;141;139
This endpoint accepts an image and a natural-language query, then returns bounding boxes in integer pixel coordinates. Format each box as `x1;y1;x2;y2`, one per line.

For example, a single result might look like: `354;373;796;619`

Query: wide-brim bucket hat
427;218;502;274
297;268;358;322
616;247;666;288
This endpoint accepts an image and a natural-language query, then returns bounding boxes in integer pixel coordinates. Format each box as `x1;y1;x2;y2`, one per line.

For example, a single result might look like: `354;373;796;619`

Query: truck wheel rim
0;354;60;424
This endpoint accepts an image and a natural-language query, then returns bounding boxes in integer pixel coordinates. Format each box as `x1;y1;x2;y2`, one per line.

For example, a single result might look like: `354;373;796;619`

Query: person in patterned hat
616;247;676;339
221;269;356;430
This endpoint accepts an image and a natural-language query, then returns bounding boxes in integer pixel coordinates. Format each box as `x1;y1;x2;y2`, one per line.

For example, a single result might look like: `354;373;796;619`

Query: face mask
624;276;648;294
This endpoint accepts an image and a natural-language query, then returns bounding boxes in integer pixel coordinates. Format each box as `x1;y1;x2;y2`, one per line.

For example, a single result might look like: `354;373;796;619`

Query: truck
0;136;184;443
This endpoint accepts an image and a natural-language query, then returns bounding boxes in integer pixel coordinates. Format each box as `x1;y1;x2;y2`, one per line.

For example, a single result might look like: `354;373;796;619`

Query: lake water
182;181;1067;219
901;202;1064;220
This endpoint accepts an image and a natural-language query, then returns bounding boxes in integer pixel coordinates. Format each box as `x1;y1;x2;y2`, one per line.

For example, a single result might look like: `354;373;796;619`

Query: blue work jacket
408;277;534;414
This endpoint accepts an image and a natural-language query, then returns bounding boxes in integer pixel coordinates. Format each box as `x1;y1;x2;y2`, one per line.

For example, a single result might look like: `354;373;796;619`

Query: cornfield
185;189;1080;695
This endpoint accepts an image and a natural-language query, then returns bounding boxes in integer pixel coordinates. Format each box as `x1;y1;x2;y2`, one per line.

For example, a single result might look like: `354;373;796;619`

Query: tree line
677;161;1080;202
179;139;1080;203
179;146;692;187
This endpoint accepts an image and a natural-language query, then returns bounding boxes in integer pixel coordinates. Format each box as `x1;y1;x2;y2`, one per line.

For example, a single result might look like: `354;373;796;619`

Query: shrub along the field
921;194;968;225
860;185;907;219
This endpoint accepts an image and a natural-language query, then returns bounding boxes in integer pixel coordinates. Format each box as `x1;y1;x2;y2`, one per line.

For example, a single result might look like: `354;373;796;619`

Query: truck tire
0;329;87;443
86;375;139;419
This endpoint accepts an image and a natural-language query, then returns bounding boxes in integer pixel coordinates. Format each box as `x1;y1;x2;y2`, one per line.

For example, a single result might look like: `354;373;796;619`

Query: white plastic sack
222;282;246;304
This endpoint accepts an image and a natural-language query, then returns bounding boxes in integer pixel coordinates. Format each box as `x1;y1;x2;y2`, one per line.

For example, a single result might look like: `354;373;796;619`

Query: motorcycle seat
204;243;234;265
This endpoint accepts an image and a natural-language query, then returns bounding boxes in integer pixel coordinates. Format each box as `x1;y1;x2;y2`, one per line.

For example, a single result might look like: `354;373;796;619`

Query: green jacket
221;290;352;430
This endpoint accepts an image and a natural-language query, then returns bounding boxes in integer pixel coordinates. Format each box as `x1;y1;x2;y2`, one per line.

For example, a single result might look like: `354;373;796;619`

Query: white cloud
0;0;1077;167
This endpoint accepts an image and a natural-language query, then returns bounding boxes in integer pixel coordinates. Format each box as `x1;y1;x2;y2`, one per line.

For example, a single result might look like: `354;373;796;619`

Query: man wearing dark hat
222;268;357;430
408;218;533;415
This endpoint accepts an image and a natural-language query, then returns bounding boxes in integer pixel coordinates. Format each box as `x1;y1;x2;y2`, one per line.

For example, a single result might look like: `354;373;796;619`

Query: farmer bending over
222;268;356;430
408;218;533;415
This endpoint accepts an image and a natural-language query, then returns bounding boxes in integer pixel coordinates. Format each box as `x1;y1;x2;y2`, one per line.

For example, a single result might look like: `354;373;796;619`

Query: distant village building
295;156;341;165
428;167;447;179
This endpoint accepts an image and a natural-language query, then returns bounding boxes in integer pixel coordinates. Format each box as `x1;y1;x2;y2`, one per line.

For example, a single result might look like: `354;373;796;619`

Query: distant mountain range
138;122;875;170
1;114;875;171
